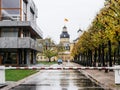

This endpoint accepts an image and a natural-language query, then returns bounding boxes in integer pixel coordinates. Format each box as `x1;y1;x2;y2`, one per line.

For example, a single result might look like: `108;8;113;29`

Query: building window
1;0;21;21
1;9;20;21
1;52;17;64
1;28;18;37
23;0;28;4
1;0;20;8
2;9;20;15
30;8;34;21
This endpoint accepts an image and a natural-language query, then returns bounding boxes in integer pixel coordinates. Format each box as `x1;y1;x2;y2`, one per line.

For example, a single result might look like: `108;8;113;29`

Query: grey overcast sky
34;0;105;44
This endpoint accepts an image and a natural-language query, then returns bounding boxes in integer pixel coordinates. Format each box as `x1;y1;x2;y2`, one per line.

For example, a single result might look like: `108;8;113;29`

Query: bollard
0;66;5;85
114;65;120;84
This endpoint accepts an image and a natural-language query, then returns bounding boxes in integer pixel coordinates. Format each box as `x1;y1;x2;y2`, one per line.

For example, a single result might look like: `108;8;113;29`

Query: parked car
57;59;62;65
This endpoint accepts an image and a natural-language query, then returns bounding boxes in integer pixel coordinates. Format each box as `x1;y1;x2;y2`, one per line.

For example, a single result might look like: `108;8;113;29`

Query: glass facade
0;52;17;64
0;0;21;21
2;9;20;15
1;0;20;8
1;28;18;37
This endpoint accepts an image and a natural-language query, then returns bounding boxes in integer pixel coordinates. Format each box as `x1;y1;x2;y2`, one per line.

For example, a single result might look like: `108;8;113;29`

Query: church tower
60;26;70;50
58;26;71;61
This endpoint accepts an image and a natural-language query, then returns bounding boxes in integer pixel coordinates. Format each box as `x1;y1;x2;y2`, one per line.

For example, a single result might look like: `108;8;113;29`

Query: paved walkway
66;62;120;90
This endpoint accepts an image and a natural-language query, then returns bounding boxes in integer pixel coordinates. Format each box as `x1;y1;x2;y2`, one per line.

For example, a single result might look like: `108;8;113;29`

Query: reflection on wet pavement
9;70;105;90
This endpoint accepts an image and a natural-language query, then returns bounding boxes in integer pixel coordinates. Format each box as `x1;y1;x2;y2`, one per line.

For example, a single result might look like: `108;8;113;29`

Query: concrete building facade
0;0;43;66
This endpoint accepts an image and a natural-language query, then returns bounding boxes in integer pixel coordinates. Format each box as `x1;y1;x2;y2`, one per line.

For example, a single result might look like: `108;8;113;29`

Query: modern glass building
0;0;43;66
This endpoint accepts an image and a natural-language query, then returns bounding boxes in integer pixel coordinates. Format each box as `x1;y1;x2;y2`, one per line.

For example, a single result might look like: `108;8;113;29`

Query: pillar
0;66;5;85
25;50;30;66
115;65;120;84
33;51;36;64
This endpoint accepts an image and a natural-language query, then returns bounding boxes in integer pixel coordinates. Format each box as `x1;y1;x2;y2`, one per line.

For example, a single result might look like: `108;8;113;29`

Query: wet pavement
9;69;105;90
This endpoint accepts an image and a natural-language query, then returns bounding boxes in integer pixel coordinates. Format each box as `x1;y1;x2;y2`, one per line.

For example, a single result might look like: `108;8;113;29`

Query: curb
79;70;113;90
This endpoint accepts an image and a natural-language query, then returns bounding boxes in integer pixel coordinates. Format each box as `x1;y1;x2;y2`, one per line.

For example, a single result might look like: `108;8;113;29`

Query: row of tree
71;0;120;67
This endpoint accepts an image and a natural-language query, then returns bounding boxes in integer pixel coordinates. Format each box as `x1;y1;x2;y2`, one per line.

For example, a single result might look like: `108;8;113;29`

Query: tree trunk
117;41;120;65
102;43;105;66
93;48;97;67
98;44;101;67
113;51;116;65
89;50;92;67
108;40;112;67
48;58;51;62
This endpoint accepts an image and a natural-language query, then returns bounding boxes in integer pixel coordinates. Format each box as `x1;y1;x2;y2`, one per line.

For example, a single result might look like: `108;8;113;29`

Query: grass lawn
37;61;57;65
5;69;38;81
5;61;57;81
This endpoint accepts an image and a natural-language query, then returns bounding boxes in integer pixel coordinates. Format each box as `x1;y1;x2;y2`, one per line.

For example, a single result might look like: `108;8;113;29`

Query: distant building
37;38;57;61
60;26;70;46
0;0;43;66
74;28;83;43
58;26;71;61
